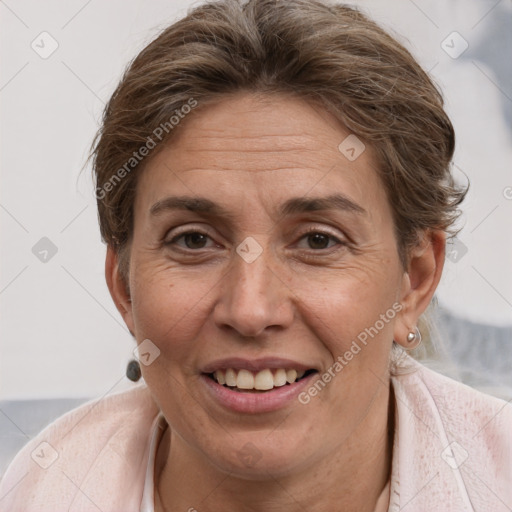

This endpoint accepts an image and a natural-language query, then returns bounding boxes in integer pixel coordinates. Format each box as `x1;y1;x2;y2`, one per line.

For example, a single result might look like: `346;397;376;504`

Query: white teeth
211;367;309;390
286;369;298;384
237;369;254;389
273;368;287;387
225;368;237;387
214;370;225;385
254;369;274;390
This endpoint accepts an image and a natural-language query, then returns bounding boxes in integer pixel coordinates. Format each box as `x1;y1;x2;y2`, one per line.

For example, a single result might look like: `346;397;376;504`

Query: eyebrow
149;193;366;218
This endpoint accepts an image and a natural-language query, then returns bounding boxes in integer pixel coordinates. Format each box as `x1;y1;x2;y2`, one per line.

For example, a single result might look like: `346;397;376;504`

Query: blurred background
1;0;511;474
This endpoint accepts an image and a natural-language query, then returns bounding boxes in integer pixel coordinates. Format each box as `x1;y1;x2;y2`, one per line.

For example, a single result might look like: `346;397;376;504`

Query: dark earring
126;359;141;382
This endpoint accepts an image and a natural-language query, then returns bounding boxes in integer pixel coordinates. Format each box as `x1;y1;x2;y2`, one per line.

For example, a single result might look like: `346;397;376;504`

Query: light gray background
1;0;511;401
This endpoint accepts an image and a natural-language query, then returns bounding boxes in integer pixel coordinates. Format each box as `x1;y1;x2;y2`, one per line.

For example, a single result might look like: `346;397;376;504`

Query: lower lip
200;373;317;414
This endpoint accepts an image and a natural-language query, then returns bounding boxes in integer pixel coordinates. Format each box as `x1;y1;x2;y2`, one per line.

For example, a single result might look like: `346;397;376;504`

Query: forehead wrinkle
174;130;338;153
171;166;326;174
160;142;347;176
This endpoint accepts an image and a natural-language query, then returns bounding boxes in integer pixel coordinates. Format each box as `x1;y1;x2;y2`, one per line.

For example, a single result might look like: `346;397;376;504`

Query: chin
203;428;317;480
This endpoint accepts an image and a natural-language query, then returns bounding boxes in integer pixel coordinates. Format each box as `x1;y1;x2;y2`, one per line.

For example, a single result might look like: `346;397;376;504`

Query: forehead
135;92;389;224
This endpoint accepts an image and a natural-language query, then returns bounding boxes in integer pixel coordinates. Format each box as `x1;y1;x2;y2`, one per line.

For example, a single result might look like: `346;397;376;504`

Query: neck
155;383;394;512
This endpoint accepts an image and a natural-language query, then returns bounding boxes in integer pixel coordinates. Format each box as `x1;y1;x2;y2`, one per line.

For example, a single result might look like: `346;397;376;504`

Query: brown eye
297;230;343;250
307;232;332;250
167;231;213;250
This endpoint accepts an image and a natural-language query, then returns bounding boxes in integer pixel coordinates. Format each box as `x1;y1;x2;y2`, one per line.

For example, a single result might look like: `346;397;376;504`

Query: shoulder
390;355;512;510
394;356;512;426
0;384;160;512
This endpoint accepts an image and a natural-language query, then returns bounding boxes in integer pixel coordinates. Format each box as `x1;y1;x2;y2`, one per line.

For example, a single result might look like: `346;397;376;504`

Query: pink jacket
1;356;511;511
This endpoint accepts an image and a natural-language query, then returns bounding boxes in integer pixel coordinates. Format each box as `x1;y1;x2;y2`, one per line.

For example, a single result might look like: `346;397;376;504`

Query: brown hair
90;0;468;284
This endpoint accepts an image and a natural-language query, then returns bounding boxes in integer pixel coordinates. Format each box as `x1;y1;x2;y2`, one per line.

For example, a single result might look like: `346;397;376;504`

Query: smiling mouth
205;368;318;393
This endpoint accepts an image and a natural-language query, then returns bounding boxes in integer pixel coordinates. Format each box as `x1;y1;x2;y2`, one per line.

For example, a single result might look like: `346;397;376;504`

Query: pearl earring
405;327;422;350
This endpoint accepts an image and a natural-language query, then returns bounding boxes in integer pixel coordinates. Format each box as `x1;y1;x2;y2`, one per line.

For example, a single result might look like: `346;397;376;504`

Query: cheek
306;293;396;386
299;274;397;422
129;261;219;358
298;261;399;347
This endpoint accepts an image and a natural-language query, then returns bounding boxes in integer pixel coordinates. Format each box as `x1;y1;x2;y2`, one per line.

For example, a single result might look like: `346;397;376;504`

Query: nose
213;245;294;338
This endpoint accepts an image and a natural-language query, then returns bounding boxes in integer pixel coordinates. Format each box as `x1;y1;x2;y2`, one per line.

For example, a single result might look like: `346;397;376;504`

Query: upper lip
201;357;318;374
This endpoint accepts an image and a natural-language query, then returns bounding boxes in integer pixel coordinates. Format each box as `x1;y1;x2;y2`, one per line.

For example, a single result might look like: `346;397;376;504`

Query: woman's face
116;92;413;476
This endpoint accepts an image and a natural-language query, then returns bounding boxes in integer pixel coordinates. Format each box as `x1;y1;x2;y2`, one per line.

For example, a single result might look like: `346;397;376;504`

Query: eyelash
165;226;347;253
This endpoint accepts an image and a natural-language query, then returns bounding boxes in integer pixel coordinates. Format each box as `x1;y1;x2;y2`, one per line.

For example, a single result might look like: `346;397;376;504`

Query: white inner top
140;413;167;512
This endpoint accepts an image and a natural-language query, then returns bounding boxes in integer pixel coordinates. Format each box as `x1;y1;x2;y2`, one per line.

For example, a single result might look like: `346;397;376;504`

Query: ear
105;245;135;336
393;230;445;347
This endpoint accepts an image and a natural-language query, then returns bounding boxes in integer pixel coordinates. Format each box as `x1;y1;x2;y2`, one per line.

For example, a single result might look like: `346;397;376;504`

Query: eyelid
166;228;218;246
297;225;347;243
164;223;216;240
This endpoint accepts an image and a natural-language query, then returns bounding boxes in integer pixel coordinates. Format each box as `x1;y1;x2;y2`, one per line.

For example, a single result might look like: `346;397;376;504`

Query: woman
1;0;510;510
